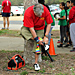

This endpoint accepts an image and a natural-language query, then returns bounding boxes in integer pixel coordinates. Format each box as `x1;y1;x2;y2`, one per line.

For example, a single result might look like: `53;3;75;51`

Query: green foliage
0;0;70;6
45;0;70;5
0;0;23;5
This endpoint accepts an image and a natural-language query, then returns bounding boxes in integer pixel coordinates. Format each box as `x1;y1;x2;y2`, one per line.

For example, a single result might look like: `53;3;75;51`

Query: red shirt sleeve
2;1;4;6
24;15;34;28
44;6;53;24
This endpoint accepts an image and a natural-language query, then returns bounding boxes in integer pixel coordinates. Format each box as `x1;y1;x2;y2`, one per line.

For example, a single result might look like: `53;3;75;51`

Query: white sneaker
34;64;40;71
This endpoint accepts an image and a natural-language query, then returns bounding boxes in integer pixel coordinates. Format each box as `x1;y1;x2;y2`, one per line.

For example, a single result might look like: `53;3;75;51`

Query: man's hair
33;3;44;17
71;0;75;5
38;0;45;5
67;1;70;3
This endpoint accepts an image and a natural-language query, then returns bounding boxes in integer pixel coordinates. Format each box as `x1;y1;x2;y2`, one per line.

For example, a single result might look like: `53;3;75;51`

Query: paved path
0;21;22;24
0;16;73;54
0;15;60;30
0;21;59;30
0;37;73;54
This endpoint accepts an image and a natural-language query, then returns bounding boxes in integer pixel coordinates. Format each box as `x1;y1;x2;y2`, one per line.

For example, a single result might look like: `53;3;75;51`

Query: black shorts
2;12;10;17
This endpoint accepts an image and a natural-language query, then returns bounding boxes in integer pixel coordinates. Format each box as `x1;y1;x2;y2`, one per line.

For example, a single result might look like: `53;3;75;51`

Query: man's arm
29;27;37;38
29;27;43;45
43;24;51;44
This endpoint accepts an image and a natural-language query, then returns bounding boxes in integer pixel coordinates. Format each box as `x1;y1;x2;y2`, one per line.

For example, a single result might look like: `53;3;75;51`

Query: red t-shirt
2;0;11;13
69;6;75;24
23;5;53;30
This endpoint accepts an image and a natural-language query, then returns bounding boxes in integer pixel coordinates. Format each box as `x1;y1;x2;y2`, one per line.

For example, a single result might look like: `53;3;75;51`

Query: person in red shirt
69;0;75;52
0;0;11;30
21;3;53;71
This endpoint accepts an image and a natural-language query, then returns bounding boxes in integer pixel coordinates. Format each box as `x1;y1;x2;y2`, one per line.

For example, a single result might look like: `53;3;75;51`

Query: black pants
60;26;68;43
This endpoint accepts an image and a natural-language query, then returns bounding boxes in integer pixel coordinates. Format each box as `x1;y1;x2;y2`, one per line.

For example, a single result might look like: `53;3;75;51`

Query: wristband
45;35;48;38
34;36;40;43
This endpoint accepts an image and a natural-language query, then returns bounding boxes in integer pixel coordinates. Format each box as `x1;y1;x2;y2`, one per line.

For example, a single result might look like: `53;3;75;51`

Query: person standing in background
57;2;68;47
0;0;11;30
69;0;75;52
65;1;72;47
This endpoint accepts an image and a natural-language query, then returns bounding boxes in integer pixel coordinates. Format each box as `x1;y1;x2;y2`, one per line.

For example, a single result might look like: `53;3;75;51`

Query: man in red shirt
21;3;53;71
0;0;11;30
69;0;75;52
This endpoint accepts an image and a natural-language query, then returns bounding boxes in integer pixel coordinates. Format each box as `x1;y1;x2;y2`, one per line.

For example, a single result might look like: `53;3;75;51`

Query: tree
22;0;43;64
23;0;38;10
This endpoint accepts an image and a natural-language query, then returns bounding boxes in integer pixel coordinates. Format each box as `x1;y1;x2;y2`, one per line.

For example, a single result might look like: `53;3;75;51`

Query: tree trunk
23;0;42;64
23;0;38;10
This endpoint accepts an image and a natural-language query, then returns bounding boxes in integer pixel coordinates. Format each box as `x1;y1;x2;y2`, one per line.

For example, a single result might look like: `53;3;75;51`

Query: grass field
0;30;60;38
0;30;21;37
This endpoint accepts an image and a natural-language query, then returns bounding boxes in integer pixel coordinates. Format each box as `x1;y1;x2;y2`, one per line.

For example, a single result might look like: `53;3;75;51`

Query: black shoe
69;43;72;46
64;40;67;43
57;44;63;47
69;40;72;44
64;44;70;47
70;48;75;52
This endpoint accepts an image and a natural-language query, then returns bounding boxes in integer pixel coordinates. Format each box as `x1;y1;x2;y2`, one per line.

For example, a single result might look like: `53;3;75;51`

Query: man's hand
38;41;43;45
43;36;48;44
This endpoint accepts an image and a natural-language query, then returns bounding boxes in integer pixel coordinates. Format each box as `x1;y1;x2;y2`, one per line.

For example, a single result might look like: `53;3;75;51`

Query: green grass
49;64;54;68
0;50;22;53
0;30;21;37
55;73;69;75
20;71;28;75
0;30;60;39
42;56;50;60
39;69;46;73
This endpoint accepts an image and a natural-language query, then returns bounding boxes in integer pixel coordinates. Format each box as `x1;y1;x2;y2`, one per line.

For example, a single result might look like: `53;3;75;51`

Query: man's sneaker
34;64;40;71
1;28;5;30
57;44;63;48
69;43;72;46
70;48;75;52
64;40;67;43
64;44;70;47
